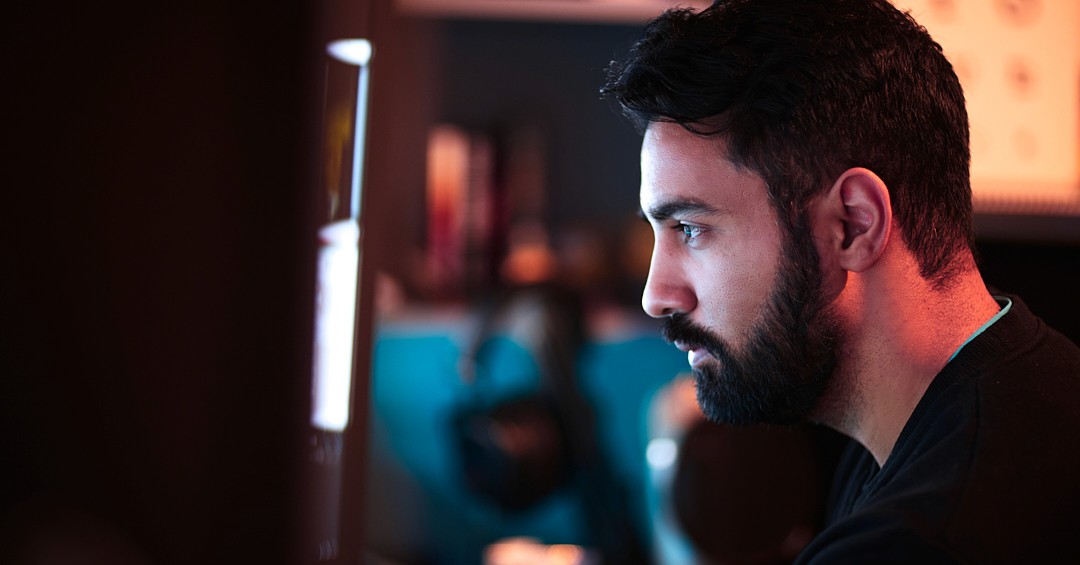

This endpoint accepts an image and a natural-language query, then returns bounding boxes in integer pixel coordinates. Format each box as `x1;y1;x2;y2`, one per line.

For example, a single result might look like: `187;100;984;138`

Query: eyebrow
641;198;725;222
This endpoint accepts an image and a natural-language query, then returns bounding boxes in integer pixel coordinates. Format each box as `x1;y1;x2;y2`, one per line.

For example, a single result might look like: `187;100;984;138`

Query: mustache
661;314;729;359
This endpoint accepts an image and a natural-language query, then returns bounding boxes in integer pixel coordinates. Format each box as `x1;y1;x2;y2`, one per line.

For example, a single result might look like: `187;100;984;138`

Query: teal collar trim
947;296;1012;363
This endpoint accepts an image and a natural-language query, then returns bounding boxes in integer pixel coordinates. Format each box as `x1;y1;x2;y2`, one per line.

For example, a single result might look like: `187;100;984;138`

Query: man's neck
815;254;1001;467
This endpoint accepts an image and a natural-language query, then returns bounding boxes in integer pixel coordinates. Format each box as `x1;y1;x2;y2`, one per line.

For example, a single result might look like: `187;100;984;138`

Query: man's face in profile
639;122;842;425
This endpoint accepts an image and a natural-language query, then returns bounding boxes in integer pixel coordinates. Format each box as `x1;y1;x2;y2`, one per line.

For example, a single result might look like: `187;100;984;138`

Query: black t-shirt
797;295;1080;563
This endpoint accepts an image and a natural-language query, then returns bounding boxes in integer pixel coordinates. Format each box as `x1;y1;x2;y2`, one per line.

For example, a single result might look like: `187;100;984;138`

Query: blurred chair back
645;377;843;565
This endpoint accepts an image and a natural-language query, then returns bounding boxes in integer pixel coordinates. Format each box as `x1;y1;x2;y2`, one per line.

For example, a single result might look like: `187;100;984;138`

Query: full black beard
661;232;842;426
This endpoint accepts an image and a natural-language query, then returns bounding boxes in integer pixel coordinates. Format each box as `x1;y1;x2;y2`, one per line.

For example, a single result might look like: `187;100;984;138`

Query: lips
675;340;712;368
664;316;721;369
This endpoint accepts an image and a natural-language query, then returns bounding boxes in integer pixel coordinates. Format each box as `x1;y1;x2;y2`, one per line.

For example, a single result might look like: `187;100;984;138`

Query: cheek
695;242;781;340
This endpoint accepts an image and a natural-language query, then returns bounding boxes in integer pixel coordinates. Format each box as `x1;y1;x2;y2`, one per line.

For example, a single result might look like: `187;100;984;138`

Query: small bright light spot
646;437;678;470
327;39;372;66
485;538;593;565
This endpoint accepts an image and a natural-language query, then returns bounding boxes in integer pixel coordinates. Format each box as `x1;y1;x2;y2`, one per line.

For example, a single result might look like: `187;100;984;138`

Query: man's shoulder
975;293;1080;379
945;303;1080;561
796;508;960;564
799;297;1080;563
949;293;1080;453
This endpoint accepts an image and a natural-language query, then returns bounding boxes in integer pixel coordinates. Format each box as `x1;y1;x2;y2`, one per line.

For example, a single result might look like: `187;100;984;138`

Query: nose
641;250;696;318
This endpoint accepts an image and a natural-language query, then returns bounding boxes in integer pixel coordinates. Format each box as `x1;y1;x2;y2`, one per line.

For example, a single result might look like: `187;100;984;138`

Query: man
602;0;1080;561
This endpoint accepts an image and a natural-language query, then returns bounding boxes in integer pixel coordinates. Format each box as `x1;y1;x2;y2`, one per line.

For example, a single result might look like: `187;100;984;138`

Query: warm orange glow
893;0;1080;211
426;125;469;223
425;125;471;288
484;537;591;565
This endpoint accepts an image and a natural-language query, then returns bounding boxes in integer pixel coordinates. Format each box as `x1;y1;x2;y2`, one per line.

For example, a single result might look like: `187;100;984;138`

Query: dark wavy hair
602;0;973;287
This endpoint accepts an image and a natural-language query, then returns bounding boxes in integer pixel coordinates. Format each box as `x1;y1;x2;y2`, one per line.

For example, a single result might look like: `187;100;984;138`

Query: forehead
640;121;767;213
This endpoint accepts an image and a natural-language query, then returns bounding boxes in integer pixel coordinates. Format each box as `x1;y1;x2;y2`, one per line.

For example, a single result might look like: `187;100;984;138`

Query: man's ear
820;167;892;273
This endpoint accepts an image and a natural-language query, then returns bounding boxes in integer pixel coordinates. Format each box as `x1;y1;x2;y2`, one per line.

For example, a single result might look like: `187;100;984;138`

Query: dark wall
977;239;1080;344
3;2;325;563
434;19;645;228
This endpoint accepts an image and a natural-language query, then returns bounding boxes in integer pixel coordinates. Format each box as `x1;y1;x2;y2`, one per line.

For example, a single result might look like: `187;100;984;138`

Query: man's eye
678;223;703;243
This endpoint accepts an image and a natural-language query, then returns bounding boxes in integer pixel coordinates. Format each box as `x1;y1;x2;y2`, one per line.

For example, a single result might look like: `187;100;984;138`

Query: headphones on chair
452;284;580;512
450;284;648;563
